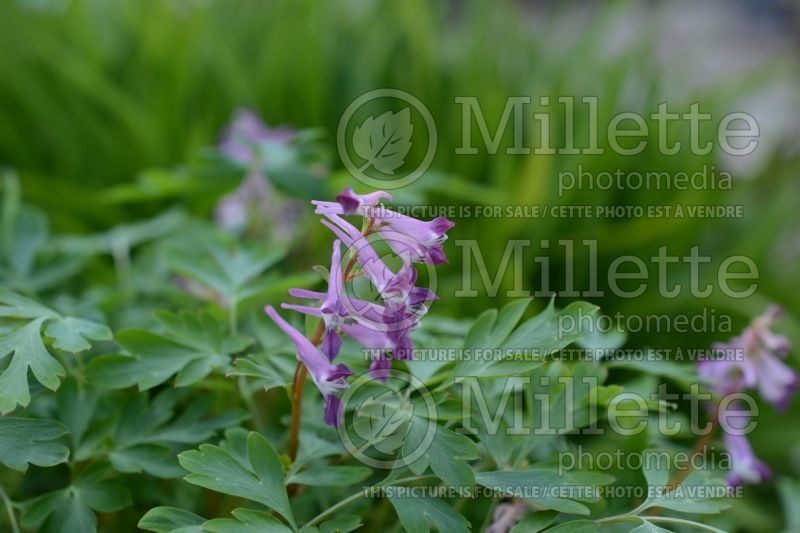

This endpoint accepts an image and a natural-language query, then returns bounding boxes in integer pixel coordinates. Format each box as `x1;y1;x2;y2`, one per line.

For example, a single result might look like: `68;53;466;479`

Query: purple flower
332;187;393;215
369;357;392;382
698;305;796;410
281;303;395;353
215;109;300;239
305;240;348;359
283;240;398;353
265;305;351;426
319;213;437;308
219;109;294;166
375;214;454;265
722;424;771;487
383;302;414;361
717;403;771;486
314;188;455;265
273;187;452;388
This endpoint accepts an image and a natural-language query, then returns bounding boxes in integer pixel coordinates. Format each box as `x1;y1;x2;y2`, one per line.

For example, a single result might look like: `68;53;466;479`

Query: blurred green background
1;0;799;530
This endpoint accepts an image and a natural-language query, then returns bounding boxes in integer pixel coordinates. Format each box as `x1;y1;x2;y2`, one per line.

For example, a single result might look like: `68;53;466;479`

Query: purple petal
335;188;362;215
755;350;797;409
409;287;438;307
324;394;344;427
723;425;772;486
370;358;392;382
322;328;342;361
288;288;326;300
329;363;353;381
393;333;414;361
341;321;394;351
429;216;455;236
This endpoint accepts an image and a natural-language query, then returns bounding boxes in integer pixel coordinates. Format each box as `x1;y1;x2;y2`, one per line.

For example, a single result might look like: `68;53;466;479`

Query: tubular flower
314;187;454;264
264;306;351;426
698;305;796;410
269;187;451;422
218;108;294;165
215;109;300;239
723;431;771;487
319;213;437;309
719;404;771;487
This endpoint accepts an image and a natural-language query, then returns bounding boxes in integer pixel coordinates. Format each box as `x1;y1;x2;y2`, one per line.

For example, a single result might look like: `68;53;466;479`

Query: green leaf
86;312;245;390
21;464;131;533
349;388;413;456
639;451;730;515
0;417;69;471
178;432;295;530
630;518;673;533
606;358;698;382
108;391;246;478
57;209;186;256
288;466;371;486
227;352;292;392
139;507;206;533
45;316;112;352
110;444;185;479
402;416;479;487
0;181;81;293
778;478;800;529
509;510;558;533
464;298;531;350
86;330;201;390
0;318;65;413
544;520;598;533
168;243;285;310
57;377;98;449
388;494;470;533
457;299;596;379
292;434;346;472
352;108;413;175
0;288;58;320
475;467;614;515
203;509;293;533
318;515;362;533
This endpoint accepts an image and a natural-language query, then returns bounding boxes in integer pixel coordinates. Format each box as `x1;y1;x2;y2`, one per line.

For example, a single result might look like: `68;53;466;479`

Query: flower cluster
698;305;796;486
215;109;301;239
266;188;453;426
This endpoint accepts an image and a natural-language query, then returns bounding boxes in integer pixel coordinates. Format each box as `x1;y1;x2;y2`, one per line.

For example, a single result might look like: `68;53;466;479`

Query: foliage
0;1;798;532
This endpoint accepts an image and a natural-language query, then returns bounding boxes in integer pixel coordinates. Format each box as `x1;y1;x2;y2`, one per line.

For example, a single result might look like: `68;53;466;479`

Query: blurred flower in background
215;109;303;241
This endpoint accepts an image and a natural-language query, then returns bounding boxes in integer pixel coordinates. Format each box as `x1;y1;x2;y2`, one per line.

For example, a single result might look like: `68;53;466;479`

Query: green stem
478;500;499;532
229;301;238;336
646;516;725;532
0;485;20;533
304;475;437;527
595;513;725;533
238;376;264;432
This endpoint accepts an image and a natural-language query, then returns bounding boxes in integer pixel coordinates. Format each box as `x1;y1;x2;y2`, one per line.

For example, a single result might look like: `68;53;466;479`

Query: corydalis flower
282;242;409;381
265;306;351;426
719;404;771;487
314;187;455;265
320;213;437;311
333;188;393;215
283;240;396;355
723;431;771;487
698;305;796;409
219;108;294;166
273;187;451;390
215;109;300;239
